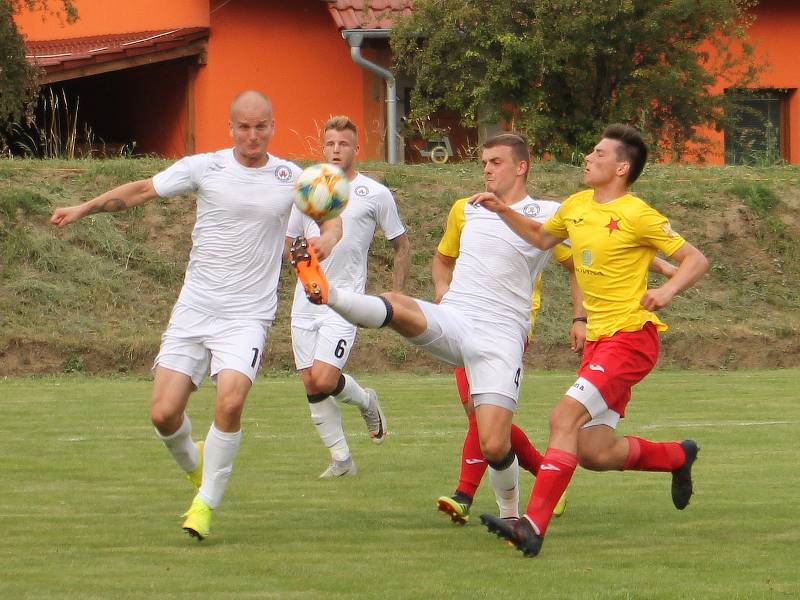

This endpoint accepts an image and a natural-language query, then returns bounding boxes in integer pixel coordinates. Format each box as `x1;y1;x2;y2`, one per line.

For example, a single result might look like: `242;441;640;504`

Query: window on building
724;90;789;165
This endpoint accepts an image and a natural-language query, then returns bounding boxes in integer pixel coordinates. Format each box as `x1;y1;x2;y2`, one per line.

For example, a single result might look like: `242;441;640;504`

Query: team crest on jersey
355;185;369;197
661;221;679;238
582;249;593;266
275;166;292;182
523;203;541;217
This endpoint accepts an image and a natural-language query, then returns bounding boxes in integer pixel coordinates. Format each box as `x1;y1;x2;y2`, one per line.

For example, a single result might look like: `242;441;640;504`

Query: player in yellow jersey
434;197;678;525
473;124;709;557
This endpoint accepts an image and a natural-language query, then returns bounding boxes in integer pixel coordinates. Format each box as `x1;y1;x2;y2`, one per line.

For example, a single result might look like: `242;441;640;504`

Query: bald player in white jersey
287;116;410;478
291;133;559;520
50;91;342;541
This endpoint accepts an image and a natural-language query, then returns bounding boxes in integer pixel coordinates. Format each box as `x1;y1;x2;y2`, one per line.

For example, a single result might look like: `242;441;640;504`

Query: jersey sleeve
375;187;407;240
436;198;467;258
636;205;686;256
542;198;571;239
286;205;319;239
552;242;572;263
286;205;305;239
152;154;209;198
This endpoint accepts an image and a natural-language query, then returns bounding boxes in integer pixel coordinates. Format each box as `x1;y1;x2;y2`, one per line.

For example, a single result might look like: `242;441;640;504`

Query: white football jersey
441;196;559;339
152;149;301;321
287;172;406;322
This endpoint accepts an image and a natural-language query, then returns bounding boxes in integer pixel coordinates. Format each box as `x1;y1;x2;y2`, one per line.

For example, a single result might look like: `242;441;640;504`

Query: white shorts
153;303;271;388
291;315;357;371
410;300;525;407
567;377;622;429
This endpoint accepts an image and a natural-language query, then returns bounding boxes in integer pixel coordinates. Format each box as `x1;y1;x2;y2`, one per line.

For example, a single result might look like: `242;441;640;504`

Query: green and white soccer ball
293;163;349;221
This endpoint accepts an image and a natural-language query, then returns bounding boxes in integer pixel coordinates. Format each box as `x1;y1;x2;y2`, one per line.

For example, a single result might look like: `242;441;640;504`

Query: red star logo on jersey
606;217;621;234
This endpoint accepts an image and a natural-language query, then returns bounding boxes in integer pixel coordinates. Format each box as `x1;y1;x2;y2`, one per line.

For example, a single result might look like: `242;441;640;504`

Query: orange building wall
15;0;385;161
14;0;209;40
194;0;379;162
699;0;800;164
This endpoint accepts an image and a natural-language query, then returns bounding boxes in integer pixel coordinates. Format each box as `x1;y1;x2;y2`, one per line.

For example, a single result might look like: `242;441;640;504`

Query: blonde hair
324;115;358;138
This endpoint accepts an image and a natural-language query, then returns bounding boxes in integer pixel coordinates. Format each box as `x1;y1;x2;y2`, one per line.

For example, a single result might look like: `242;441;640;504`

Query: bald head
230;90;272;121
228;90;275;168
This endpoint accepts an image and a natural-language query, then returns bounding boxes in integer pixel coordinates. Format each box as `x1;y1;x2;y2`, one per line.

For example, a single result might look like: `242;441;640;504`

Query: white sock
333;374;370;411
488;455;520;519
155;414;198;473
328;288;389;328
197;424;241;510
309;398;351;462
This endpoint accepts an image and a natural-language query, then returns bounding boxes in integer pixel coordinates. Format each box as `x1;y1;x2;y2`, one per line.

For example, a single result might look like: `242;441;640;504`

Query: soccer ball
294;163;349;221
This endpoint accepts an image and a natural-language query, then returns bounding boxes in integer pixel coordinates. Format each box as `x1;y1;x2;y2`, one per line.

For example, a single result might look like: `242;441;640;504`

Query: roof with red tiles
26;27;209;75
324;0;414;30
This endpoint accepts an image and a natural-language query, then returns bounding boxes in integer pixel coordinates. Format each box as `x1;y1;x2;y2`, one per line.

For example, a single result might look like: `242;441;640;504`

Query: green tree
0;1;77;125
392;0;760;160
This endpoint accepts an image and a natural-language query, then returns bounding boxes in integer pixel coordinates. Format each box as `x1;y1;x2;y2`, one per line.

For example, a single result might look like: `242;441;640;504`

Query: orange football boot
290;236;329;304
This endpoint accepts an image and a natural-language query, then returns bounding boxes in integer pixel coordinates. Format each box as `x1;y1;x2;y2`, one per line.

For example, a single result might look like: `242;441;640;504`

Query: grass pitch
1;370;798;599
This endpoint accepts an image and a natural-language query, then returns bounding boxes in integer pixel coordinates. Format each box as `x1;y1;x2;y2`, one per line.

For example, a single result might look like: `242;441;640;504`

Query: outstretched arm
390;233;411;292
641;242;709;310
50;178;158;227
469;192;563;250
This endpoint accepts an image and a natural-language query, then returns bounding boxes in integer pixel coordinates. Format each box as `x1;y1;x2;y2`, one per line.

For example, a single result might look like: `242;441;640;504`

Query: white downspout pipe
342;29;398;164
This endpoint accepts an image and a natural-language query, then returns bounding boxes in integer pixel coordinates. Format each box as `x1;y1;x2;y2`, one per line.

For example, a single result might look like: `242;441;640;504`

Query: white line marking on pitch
639;420;797;429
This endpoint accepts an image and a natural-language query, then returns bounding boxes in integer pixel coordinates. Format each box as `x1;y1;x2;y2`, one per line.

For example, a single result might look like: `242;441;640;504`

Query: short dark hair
601;124;648;185
483;132;530;176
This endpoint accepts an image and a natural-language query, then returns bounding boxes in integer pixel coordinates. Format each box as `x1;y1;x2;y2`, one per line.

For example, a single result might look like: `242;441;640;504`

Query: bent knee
305;373;340;395
480;440;511;464
216;392;246;418
549;399;588;435
150;400;180;432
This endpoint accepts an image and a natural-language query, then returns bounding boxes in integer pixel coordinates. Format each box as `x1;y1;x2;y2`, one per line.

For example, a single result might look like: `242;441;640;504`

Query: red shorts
577;322;659;417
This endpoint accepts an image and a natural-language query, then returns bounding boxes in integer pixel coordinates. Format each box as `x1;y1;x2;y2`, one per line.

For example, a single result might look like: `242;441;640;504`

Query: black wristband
572;317;588;323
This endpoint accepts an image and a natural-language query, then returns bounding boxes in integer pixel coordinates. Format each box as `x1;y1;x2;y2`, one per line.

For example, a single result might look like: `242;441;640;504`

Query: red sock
454;367;470;405
525;448;577;536
455;413;487;499
510;424;543;474
623;436;686;472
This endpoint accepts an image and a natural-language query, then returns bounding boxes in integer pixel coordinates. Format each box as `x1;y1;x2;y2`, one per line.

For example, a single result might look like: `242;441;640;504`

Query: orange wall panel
699;0;800;164
15;0;209;40
745;0;800;164
194;0;371;161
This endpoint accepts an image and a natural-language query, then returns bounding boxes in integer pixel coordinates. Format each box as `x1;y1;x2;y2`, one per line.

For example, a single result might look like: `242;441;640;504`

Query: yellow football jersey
438;198;571;338
543;189;685;341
